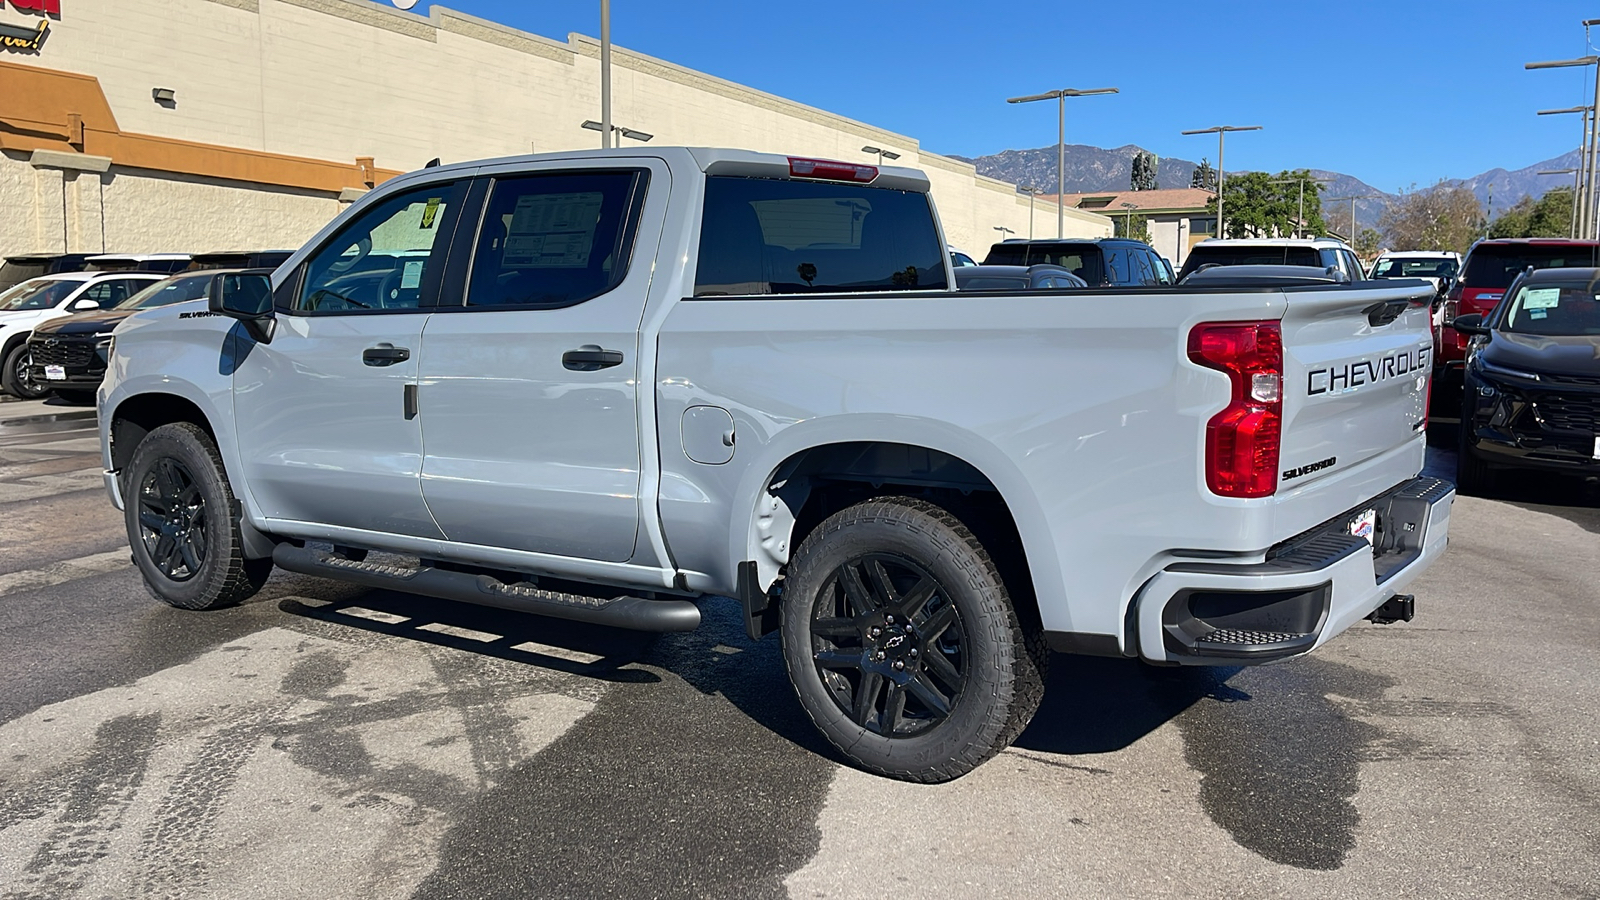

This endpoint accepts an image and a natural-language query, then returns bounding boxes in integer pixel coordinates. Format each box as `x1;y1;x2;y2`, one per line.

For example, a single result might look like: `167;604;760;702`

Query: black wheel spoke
866;559;899;607
138;509;166;532
153;534;179;576
813;649;861;670
894;576;938;619
919;602;959;644
924;648;962;690
811;616;859;640
879;684;907;735
905;673;953;718
137;455;206;583
839;562;878;614
178;532;203;573
852;672;885;726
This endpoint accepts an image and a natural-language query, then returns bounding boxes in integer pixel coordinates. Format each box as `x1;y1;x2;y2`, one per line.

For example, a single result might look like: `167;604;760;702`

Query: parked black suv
26;270;228;402
1452;266;1600;493
981;238;1174;287
0;254;92;292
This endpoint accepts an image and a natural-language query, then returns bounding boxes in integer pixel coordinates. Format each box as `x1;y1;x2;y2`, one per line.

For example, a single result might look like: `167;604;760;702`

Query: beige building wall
0;0;1108;257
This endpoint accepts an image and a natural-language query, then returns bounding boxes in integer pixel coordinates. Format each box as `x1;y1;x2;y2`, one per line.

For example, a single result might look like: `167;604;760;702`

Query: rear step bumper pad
1134;475;1455;665
272;544;701;632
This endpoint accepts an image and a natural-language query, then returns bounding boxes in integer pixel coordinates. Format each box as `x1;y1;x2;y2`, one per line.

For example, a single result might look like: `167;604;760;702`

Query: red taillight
1188;321;1283;498
788;157;878;183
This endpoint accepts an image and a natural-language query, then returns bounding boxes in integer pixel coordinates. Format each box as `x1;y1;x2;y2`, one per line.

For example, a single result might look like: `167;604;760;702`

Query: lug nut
885;615;895;624
908;648;918;658
869;627;881;638
893;660;905;671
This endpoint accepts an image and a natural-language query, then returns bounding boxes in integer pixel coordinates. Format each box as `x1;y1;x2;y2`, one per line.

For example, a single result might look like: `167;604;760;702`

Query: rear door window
695;177;947;296
463;170;647;309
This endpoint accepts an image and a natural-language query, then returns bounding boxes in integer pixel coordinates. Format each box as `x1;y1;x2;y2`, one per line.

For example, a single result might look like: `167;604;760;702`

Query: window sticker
421;198;442;230
1523;287;1560;309
400;259;424;290
502;192;604;268
1530;309;1548;320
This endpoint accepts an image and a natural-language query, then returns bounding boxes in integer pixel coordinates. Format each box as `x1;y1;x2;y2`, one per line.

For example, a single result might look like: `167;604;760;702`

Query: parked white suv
1180;237;1367;282
1369;251;1460;294
0;271;165;399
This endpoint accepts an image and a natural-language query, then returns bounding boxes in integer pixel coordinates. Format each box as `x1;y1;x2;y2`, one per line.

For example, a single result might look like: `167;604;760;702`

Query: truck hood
30;309;133;336
1480;332;1600;378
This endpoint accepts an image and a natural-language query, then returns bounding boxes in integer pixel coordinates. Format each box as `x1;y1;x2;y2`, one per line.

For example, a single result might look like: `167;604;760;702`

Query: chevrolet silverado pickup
97;147;1452;783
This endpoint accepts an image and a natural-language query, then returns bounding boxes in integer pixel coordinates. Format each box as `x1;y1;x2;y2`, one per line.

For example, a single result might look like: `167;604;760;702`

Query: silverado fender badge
1283;456;1337;480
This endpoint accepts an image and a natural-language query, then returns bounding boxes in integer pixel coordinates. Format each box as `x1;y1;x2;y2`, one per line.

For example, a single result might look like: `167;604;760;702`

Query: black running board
272;544;701;632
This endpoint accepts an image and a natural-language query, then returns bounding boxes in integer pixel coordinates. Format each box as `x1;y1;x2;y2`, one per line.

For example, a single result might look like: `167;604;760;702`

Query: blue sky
435;0;1597;190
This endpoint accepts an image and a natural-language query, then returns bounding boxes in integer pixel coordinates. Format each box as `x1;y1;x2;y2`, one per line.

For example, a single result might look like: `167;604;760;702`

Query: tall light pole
1327;195;1382;246
1119;201;1138;238
1527;54;1600;238
1537;105;1593;236
1268;175;1332;238
861;146;901;165
599;0;611;149
1181;125;1262;239
1007;87;1119;239
582;120;653;143
994;225;1015;241
1020;186;1043;239
1537;167;1582;237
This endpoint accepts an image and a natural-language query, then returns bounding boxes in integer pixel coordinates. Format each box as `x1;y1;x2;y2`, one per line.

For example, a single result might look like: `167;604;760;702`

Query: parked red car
1434;239;1600;419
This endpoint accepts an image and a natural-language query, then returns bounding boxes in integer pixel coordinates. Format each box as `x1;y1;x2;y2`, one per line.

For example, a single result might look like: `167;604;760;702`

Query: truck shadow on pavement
1426;439;1600;533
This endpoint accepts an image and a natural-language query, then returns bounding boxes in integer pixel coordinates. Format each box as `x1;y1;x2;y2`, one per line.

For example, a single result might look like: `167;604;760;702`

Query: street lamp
1119;201;1138;238
1527;55;1600;238
582;120;653;142
1007;87;1119;239
1537;106;1593;236
1020;186;1043;239
994;225;1015;241
599;0;611;148
1537;167;1582;237
861;145;901;164
1326;195;1382;245
1267;176;1332;238
1181;125;1262;239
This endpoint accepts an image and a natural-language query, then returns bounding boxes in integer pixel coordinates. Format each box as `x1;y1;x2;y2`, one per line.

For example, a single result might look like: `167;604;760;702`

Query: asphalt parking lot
0;395;1596;900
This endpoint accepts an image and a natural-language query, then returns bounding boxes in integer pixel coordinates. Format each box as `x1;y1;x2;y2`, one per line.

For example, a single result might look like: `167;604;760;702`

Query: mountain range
949;145;1583;232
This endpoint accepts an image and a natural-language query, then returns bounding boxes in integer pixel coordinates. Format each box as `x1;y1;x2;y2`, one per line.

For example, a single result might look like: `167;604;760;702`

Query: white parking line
0;549;131;597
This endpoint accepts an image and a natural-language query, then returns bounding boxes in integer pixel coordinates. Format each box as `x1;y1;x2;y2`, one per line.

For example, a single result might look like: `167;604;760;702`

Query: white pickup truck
98;148;1452;782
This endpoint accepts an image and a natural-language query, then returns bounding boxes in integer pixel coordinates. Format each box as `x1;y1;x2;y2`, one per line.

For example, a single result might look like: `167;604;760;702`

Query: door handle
363;344;410;366
562;345;625;371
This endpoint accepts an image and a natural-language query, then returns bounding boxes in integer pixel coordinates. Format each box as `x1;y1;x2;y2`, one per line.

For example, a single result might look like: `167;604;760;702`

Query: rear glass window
694;177;946;296
1183;246;1321;272
1372;257;1458;279
983;243;1105;284
1461;245;1599;289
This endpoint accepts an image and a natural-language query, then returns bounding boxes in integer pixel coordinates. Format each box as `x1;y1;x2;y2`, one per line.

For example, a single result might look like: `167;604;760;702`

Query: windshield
1183;246;1321;274
1462;246;1598;289
1373;257;1457;279
117;274;213;309
0;280;79;312
1499;282;1600;335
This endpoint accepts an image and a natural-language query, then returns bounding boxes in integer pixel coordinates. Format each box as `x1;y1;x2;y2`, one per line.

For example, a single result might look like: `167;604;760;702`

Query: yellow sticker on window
421;198;441;230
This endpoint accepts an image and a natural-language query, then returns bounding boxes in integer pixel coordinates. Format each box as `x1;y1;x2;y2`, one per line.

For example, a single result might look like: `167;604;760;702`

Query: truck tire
2;343;49;400
779;495;1047;783
1455;422;1497;496
124;422;272;610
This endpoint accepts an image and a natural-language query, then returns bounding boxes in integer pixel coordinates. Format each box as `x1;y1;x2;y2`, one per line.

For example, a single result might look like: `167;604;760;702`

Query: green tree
1131;151;1158;191
1114;211;1150;242
1488;187;1573;239
1190;158;1217;191
1379;181;1484;252
1354;228;1382;260
1204;169;1327;238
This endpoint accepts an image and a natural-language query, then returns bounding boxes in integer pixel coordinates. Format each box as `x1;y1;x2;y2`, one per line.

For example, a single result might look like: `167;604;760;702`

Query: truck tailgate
1272;282;1436;537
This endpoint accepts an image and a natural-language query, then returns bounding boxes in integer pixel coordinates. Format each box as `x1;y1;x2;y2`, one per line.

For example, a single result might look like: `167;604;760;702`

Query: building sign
7;0;60;14
0;19;49;51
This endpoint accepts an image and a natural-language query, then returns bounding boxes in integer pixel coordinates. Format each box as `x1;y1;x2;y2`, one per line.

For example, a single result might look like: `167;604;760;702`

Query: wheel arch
733;419;1064;636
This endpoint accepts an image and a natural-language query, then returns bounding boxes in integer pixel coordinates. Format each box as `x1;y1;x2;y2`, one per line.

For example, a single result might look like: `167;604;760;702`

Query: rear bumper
1134;476;1454;665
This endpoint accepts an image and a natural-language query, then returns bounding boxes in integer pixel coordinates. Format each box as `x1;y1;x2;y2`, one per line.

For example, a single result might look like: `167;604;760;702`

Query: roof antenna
424;157;441;168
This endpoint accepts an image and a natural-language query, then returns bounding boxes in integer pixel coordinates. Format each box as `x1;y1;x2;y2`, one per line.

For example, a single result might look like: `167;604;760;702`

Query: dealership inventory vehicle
953;264;1087;290
981;237;1173;286
98;148;1451;782
185;250;295;271
84;253;192;274
25;270;232;403
1434;239;1600;419
1452;267;1600;492
0;253;91;292
1370;251;1460;295
0;271;166;399
1178;237;1365;282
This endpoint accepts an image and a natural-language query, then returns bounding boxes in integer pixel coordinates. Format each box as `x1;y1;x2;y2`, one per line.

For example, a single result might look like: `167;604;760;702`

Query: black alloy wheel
810;553;967;738
124;422;273;610
780;496;1047;783
136;457;208;582
2;344;49;400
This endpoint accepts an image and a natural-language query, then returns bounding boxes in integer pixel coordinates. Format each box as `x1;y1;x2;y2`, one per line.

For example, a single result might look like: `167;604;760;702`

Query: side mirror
209;272;276;343
71;298;101;311
1451;313;1489;336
